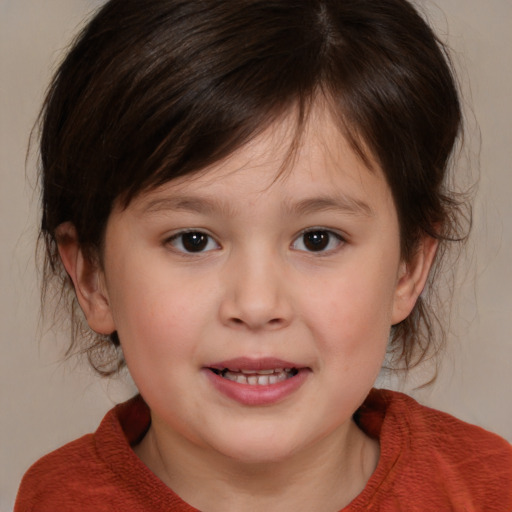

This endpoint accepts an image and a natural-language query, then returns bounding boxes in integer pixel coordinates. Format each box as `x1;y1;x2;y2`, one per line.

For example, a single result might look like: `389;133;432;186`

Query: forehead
128;106;389;216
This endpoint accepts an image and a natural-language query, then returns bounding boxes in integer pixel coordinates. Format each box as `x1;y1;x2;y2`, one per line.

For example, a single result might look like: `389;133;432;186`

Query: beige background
1;0;511;509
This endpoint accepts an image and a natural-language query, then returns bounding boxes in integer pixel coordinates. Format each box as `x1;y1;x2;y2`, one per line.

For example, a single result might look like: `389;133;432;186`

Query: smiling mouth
209;368;299;385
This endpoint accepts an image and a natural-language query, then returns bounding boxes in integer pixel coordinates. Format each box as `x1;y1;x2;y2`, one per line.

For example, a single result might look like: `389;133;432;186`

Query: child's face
89;109;424;463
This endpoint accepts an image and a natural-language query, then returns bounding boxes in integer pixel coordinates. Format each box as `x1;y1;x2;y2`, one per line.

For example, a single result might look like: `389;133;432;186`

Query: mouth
209;367;299;386
205;358;309;405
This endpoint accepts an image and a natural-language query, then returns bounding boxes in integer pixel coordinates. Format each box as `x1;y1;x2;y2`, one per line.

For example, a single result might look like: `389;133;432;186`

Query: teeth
240;368;282;375
221;369;296;385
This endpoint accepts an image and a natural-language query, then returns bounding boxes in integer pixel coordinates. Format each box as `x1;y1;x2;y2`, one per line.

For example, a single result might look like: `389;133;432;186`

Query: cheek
106;263;205;363
303;262;398;362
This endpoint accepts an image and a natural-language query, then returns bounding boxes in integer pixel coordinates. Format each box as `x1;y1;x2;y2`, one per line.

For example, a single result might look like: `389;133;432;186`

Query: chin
207;423;315;466
223;443;299;466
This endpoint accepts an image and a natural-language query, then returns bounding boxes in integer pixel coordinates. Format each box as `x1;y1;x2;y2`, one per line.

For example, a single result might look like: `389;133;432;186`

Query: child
15;0;512;510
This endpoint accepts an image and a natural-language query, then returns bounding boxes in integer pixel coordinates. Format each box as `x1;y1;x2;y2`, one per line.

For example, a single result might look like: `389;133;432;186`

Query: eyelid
165;229;221;254
291;227;347;254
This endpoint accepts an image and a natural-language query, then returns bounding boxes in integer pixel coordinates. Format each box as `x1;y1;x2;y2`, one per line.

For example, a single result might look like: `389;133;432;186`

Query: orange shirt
15;389;512;511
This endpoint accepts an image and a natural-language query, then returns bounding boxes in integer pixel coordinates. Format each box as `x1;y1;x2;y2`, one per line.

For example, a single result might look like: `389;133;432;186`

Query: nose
218;249;293;331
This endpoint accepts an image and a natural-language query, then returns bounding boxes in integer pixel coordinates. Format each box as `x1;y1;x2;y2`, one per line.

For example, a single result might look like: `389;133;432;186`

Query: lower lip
204;368;309;406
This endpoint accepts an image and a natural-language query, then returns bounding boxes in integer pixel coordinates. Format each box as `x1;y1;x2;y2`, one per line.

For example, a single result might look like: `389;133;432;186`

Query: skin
58;107;437;511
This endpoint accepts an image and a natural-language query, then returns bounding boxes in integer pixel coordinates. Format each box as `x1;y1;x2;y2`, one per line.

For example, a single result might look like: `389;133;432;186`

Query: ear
391;235;439;325
56;222;116;335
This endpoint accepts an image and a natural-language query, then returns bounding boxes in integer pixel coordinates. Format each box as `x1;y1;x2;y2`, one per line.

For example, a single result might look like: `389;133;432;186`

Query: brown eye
304;231;329;251
169;231;219;253
292;230;343;253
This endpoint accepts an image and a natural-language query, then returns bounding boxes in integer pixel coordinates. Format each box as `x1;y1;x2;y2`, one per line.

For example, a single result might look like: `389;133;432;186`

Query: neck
135;416;379;512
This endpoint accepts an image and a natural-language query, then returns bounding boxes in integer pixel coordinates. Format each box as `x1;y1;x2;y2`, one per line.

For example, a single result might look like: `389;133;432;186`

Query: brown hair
39;0;468;375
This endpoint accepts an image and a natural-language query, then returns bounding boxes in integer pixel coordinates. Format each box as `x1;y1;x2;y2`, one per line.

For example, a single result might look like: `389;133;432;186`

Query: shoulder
14;433;112;511
359;389;512;510
14;396;151;512
383;389;512;462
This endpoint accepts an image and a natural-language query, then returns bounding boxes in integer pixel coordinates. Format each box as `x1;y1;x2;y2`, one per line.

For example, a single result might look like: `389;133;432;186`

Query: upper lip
207;357;303;371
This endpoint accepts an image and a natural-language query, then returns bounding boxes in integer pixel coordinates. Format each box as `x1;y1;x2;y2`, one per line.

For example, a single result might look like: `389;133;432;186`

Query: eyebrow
285;195;374;217
141;193;373;217
141;196;233;216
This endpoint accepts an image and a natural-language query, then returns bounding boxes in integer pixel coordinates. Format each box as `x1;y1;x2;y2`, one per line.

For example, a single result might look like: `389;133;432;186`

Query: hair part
39;0;469;376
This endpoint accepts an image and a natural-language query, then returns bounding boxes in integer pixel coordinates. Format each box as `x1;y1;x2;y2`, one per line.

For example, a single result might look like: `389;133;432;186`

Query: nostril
228;316;285;329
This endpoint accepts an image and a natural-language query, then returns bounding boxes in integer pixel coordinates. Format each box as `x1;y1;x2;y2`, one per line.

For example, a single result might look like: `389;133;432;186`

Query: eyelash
165;228;346;255
291;229;345;254
166;231;220;254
